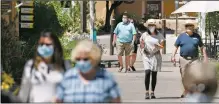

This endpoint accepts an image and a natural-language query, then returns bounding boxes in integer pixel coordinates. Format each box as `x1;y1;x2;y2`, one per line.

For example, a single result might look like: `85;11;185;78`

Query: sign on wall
21;15;34;21
20;23;34;28
22;1;34;6
21;8;34;14
19;0;34;29
1;1;11;14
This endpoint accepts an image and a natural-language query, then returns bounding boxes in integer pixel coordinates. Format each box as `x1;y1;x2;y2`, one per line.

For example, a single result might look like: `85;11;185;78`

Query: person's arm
55;79;65;103
132;24;137;45
108;73;121;103
18;60;33;102
113;24;119;42
113;34;117;42
171;36;181;62
139;33;145;49
198;36;208;62
156;34;165;49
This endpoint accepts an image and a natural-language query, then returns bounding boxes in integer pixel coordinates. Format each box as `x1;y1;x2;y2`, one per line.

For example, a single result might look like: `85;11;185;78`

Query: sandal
125;68;131;73
118;67;123;72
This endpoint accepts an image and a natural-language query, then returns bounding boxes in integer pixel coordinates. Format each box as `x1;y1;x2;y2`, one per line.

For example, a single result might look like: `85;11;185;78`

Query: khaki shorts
116;42;132;56
179;56;199;78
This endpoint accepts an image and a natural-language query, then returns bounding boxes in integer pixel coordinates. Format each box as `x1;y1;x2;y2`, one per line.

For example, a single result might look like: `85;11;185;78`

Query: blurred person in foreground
140;19;165;99
55;40;121;103
18;29;65;102
171;20;208;98
182;62;218;102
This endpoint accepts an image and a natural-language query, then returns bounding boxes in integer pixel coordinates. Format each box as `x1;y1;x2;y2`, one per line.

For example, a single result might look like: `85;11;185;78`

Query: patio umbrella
172;1;219;14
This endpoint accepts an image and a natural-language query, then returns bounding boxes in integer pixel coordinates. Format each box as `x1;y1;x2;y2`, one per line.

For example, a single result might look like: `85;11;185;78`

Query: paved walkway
105;57;219;103
98;34;219;102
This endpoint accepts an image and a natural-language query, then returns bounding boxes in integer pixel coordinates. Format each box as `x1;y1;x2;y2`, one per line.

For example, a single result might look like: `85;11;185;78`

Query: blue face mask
75;60;92;73
37;45;54;58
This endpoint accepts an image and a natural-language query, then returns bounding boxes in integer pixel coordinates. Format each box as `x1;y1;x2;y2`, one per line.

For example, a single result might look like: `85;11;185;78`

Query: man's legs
117;42;125;72
124;43;132;72
130;53;137;66
179;57;188;97
130;43;138;71
179;57;199;97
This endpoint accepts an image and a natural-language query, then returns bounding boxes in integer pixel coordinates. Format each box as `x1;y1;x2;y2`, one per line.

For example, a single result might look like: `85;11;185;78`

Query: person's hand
171;56;177;66
38;62;48;75
131;41;135;49
171;56;176;63
140;39;145;49
112;41;116;47
155;44;164;48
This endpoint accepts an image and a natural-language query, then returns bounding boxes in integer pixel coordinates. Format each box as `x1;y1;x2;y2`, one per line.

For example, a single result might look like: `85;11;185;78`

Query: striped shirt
56;68;120;103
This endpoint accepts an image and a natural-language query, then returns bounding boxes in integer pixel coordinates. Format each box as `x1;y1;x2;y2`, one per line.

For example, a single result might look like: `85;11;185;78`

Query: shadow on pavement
156;97;181;99
128;70;145;73
160;71;173;72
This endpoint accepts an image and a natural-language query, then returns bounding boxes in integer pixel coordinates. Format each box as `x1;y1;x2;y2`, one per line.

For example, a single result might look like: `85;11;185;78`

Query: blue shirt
114;22;136;43
175;32;203;57
56;68;120;103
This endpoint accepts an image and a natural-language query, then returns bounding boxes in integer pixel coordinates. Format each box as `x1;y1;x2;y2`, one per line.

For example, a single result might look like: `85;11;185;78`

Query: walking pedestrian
129;19;142;71
18;29;66;102
182;62;217;102
171;20;208;98
55;40;121;103
140;19;165;99
112;13;136;73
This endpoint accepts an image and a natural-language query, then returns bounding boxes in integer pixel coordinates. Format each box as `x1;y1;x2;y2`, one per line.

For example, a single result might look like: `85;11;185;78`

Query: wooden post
162;19;166;54
80;1;87;33
110;18;115;55
89;1;95;42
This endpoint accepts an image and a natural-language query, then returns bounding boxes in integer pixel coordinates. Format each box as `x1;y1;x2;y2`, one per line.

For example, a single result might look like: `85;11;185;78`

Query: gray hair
71;40;102;66
182;62;218;98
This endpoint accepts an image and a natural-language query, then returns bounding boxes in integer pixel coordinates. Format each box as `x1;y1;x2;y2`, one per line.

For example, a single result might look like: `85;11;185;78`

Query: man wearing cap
171;20;208;98
112;13;136;73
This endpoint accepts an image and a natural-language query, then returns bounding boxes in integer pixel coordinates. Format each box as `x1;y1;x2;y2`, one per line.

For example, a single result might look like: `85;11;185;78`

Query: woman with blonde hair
182;62;218;102
18;29;65;102
56;40;121;103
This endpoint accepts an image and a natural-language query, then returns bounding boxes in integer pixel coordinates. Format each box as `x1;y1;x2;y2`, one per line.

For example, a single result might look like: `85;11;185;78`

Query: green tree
206;12;219;34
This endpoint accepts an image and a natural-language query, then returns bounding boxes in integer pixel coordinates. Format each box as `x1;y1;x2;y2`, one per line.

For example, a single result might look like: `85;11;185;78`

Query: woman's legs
145;70;151;99
145;70;151;92
151;71;157;92
151;71;157;99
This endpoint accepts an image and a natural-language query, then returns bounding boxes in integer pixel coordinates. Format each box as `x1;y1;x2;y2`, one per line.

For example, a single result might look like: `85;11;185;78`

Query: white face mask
149;26;155;33
122;18;128;23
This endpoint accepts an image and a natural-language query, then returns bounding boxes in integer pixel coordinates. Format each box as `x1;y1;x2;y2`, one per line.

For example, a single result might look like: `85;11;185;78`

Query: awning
172;1;219;14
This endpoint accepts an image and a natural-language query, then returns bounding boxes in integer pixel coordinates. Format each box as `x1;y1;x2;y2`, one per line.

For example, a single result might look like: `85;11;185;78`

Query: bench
100;60;119;68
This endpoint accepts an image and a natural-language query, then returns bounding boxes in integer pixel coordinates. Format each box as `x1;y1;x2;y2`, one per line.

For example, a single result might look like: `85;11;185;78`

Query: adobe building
95;0;196;20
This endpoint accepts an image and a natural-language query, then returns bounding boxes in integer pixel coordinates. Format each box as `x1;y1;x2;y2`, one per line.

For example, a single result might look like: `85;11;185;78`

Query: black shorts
132;43;138;54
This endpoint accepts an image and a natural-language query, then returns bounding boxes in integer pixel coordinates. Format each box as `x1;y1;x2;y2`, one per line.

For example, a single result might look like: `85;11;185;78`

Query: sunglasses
39;43;53;46
75;58;90;61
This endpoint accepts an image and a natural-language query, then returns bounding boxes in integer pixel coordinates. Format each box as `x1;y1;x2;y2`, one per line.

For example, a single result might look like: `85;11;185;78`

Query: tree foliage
206;12;219;34
104;1;123;32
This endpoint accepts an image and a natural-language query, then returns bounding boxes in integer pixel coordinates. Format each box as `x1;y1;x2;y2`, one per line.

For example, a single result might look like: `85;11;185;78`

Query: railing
204;39;219;61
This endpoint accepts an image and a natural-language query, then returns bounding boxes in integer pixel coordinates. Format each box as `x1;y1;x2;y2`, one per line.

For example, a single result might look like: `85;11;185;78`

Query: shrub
1;18;35;84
